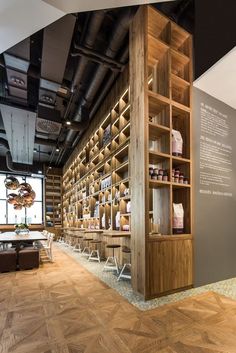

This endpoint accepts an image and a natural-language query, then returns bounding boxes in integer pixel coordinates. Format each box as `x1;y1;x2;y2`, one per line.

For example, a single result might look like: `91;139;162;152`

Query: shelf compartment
171;22;191;57
172;157;191;185
172;187;191;234
171;74;190;107
149;185;171;235
171;49;190;82
148;92;170;127
148;34;170;98
147;6;170;45
172;106;190;159
149;122;170;155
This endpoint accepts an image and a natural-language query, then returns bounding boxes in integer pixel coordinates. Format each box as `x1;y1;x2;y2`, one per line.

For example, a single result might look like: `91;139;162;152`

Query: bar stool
73;235;84;253
118;246;131;281
81;238;93;257
88;240;102;262
103;244;120;274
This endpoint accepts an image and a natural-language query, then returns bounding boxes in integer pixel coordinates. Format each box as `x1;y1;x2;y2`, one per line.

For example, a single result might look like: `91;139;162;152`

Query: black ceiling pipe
71;45;129;149
72;11;106;92
54;11;106;165
72;44;125;71
57;8;135;166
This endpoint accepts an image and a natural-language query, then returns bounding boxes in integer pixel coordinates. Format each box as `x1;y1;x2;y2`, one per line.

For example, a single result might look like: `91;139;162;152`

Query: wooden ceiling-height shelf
130;5;193;299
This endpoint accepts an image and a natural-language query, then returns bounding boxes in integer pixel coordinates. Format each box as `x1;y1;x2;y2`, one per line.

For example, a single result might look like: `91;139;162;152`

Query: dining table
0;231;47;251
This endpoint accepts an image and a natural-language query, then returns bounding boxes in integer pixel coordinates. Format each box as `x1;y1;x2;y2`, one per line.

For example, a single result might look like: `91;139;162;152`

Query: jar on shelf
149;167;154;177
163;173;168;182
184;178;188;185
179;174;184;184
174;176;179;183
154;168;159;175
151;173;158;180
157;174;163;181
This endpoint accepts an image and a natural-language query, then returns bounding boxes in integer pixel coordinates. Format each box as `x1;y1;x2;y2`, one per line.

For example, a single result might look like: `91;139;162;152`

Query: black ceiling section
0;2;197;171
194;0;236;79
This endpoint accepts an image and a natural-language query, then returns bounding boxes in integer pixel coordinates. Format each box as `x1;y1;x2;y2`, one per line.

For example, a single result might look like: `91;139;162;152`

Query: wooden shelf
149;179;170;188
149;122;170;140
149;150;170;164
130;5;193;299
62;82;131;232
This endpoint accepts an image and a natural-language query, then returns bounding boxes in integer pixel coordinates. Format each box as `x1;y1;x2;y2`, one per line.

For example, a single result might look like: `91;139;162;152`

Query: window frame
0;173;44;225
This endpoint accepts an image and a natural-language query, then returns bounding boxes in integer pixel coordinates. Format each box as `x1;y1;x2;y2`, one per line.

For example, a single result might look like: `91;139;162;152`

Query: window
0;173;44;225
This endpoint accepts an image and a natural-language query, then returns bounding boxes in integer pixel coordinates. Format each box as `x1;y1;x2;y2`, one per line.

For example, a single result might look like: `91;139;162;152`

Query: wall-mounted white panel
194;47;236;110
43;0;175;13
0;0;65;54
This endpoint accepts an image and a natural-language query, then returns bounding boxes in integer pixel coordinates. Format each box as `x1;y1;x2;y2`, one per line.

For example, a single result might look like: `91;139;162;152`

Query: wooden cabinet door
147;238;193;298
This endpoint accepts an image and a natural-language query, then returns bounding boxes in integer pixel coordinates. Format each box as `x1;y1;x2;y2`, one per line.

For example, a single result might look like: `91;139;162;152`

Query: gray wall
193;87;236;286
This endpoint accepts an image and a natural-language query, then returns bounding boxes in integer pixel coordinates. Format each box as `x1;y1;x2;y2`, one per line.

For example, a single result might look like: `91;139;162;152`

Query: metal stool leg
118;263;131;281
89;249;100;262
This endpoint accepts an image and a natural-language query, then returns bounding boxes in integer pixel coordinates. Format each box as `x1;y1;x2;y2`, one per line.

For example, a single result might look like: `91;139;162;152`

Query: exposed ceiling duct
0;104;36;165
57;8;134;164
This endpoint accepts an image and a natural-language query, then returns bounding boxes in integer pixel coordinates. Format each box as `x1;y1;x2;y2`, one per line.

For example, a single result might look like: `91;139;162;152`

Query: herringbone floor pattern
0;245;236;352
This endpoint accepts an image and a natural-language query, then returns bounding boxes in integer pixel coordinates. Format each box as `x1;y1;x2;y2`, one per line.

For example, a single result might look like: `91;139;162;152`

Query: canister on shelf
184;178;188;185
163;173;168;182
157;174;163;181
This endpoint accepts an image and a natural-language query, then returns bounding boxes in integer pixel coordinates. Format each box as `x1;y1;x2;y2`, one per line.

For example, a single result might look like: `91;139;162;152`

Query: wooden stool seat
106;244;120;249
90;240;102;244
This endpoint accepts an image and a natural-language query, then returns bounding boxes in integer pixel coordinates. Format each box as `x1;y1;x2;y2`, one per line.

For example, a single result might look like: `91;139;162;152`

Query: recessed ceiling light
34;148;37;153
38;170;42;174
55;147;60;152
48;166;52;169
66;121;71;125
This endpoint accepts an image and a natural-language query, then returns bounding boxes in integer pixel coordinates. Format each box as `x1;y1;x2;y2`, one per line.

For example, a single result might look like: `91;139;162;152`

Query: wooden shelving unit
62;6;193;300
44;168;62;236
130;5;193;299
62;69;131;234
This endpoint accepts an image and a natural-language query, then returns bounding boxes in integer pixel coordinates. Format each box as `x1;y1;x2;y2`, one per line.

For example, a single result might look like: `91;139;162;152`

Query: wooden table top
103;231;131;238
0;231;47;243
84;229;104;234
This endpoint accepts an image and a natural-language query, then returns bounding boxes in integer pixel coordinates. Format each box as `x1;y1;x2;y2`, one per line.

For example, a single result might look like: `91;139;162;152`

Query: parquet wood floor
0;246;236;353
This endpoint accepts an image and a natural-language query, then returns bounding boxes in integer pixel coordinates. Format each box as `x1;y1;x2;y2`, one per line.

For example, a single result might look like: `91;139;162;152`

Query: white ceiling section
194;47;236;110
0;0;65;54
0;105;36;165
43;0;174;13
0;0;175;54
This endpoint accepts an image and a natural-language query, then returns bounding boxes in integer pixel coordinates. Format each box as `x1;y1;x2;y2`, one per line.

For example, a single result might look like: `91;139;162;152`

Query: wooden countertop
62;227;131;237
103;231;131;238
84;229;104;234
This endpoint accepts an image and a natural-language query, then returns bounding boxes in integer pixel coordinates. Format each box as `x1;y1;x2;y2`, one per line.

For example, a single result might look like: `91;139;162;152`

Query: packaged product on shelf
102;125;111;146
115;211;120;230
126;201;131;213
101;213;105;228
173;203;184;234
172;129;183;157
123;224;130;231
124;188;129;196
